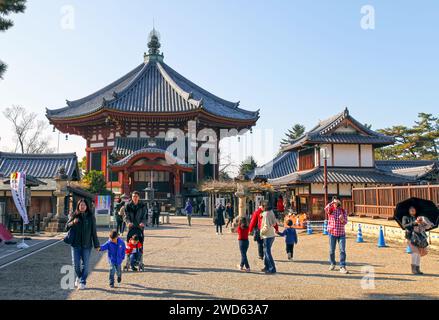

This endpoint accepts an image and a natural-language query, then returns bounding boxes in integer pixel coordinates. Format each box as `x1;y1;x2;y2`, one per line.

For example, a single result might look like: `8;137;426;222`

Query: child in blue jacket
99;230;126;288
277;220;298;260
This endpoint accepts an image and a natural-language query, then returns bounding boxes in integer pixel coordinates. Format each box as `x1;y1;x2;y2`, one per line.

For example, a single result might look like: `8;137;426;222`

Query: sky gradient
1;0;438;173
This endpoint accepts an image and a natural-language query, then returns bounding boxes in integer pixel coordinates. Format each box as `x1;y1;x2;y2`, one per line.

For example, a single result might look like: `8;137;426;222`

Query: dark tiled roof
376;160;439;180
282;108;394;151
0;152;80;180
269;167;414;186
111;137;175;158
46;59;259;122
248;151;297;180
112;148;191;168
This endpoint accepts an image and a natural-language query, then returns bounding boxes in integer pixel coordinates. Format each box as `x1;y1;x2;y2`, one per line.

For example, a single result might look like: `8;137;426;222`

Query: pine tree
280;124;305;147
375;113;439;160
238;156;258;177
0;0;26;79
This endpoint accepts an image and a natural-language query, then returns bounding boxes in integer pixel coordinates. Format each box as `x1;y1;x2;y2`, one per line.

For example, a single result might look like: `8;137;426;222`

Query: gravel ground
0;217;438;300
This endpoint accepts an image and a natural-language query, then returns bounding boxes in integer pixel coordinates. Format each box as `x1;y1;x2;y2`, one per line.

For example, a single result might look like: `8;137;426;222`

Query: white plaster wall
333;144;359;167
311;183;338;195
339;184;352;196
360;144;374;167
319;144;333;166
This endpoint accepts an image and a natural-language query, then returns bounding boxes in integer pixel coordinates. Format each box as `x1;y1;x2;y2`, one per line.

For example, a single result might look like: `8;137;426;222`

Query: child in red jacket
125;234;143;271
237;217;251;272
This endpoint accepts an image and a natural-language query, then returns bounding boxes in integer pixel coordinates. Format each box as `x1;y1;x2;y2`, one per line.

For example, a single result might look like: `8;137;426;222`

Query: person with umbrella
395;198;439;275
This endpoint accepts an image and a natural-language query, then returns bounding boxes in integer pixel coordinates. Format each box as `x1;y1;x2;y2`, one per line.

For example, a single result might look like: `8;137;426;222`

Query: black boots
411;265;424;275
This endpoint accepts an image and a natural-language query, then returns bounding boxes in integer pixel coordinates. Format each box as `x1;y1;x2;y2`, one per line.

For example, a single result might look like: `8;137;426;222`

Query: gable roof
0;152;80;180
282;108;395;151
111;137;175;158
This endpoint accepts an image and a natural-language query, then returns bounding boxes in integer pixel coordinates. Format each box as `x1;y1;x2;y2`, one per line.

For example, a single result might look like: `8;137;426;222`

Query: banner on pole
10;172;29;225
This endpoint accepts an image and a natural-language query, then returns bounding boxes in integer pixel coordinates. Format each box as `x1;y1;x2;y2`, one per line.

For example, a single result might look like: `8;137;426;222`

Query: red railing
352;185;439;219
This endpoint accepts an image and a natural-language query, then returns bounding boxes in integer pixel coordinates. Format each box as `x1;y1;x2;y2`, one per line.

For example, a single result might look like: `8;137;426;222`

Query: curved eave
47;107;259;127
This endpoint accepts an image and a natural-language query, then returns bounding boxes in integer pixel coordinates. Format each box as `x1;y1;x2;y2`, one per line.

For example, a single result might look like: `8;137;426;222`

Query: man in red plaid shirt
325;198;348;274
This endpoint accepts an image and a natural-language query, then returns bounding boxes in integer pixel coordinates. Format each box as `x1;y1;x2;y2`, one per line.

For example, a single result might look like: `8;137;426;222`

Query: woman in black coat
214;204;226;235
402;206;432;275
66;199;100;290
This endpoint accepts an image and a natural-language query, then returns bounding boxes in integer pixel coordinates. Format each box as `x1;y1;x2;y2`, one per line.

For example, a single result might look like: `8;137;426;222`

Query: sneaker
329;264;336;271
245;268;251;273
340;267;349;274
117;276;122;283
260;268;267;272
216;232;219;235
132;267;138;272
74;277;80;288
78;283;86;290
237;265;244;271
110;283;114;288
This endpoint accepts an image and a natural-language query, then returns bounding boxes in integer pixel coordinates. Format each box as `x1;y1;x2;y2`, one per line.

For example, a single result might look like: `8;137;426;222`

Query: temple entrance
132;170;174;200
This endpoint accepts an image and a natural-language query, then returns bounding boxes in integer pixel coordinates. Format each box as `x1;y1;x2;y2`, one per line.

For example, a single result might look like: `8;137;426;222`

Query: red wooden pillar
174;170;181;195
122;170;130;196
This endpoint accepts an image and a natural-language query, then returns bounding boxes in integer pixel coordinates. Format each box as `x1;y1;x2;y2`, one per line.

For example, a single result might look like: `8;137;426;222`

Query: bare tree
3;105;54;154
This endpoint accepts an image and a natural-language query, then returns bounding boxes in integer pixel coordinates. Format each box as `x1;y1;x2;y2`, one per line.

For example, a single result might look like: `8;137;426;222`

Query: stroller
124;227;145;272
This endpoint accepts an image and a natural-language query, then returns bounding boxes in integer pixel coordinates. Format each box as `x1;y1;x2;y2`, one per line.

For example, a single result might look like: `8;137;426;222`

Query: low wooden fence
352;185;439;220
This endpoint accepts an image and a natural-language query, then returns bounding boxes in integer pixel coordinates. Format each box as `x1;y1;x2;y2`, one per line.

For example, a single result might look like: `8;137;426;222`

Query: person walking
99;230;126;288
236;216;251;272
114;198;126;235
185;199;193;226
66;199;100;290
248;205;264;260
199;200;206;216
214;203;226;235
225;202;234;228
277;220;298;260
277;195;285;222
124;191;147;245
259;201;279;274
152;201;161;228
402;206;433;275
325;198;349;274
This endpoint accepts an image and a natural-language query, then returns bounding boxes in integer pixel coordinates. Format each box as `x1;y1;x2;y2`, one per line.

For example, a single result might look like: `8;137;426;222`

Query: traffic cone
356;224;364;243
323;220;328;235
377;226;387;248
307;221;313;235
406;245;412;254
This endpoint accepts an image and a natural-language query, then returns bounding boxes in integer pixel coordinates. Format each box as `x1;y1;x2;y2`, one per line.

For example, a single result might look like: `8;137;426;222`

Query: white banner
10;172;29;225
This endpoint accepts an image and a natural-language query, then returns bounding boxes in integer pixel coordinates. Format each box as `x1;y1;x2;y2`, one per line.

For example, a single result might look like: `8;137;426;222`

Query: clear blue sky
0;0;438;170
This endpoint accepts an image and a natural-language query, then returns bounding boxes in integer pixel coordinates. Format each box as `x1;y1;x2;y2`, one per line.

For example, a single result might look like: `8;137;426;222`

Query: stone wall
346;217;439;251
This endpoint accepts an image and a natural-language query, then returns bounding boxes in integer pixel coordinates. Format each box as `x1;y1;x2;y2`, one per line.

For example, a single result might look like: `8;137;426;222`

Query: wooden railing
352;185;439;219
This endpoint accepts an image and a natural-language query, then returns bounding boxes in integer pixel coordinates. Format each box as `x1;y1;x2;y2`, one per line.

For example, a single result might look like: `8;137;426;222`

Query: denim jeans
130;252;141;268
257;238;264;259
329;234;346;267
109;263;122;285
239;240;250;269
71;247;92;285
263;237;276;273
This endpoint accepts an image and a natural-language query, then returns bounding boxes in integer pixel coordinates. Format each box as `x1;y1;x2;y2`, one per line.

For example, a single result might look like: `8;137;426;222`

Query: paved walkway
0;217;438;300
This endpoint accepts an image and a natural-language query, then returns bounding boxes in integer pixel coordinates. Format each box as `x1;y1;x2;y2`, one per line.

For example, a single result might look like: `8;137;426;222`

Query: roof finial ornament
344;107;349;117
148;28;161;55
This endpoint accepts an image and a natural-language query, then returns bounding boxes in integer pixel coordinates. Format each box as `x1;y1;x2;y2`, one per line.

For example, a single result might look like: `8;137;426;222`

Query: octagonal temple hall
46;30;259;204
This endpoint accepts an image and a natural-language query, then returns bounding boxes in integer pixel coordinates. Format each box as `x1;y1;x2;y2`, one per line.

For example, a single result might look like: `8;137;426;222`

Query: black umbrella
394;197;439;231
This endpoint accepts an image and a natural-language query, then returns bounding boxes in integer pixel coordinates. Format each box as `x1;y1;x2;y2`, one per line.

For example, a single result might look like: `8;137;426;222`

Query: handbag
63;227;76;245
410;231;429;249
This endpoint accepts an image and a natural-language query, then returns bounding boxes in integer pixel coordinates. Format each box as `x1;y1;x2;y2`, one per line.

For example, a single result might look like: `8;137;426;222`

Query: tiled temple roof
0;152;80;180
282;108;394;151
111;137;175;158
376;160;439;180
247;151;298;180
46;33;259;123
269;167;415;187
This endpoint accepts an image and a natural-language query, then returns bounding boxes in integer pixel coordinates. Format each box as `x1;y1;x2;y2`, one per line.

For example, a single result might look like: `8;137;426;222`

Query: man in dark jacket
124;191;147;244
